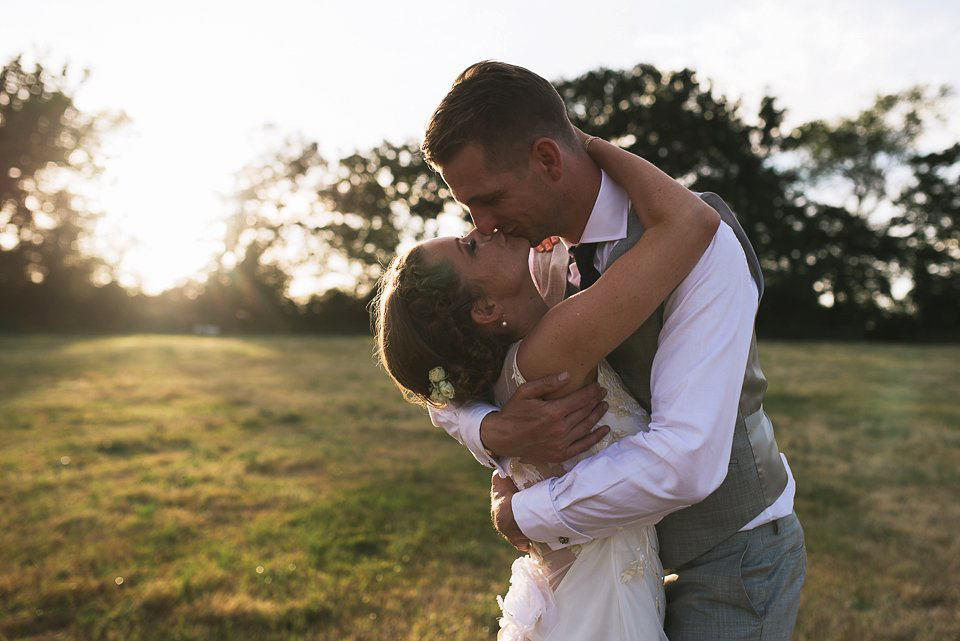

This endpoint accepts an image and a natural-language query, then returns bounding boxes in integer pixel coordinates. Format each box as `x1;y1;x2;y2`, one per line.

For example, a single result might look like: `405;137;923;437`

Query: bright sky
6;0;960;295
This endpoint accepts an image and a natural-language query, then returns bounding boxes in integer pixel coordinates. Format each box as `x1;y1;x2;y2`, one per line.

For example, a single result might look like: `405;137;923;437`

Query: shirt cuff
459;404;510;477
512;477;592;550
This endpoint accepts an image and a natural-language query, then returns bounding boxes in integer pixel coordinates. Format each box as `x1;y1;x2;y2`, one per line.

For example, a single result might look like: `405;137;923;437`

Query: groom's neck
561;154;603;244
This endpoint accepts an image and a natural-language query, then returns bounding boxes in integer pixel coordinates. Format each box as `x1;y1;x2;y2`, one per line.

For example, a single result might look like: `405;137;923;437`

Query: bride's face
419;229;533;302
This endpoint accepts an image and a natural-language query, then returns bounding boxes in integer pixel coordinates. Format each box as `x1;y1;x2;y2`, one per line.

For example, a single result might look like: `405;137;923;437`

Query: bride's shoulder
492;341;524;406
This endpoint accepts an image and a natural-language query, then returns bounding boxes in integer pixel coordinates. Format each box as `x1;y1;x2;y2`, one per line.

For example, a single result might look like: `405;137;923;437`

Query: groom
424;61;806;640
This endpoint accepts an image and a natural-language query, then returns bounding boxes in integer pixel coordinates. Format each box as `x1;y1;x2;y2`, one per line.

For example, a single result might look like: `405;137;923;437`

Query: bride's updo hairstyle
373;245;510;407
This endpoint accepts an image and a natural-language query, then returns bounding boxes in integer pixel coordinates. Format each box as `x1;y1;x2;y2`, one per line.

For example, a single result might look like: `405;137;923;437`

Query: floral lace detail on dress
511;358;525;388
597;360;645;420
618;527;657;584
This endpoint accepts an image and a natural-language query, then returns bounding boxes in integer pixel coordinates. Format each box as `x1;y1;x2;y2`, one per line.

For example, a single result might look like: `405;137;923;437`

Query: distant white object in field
192;324;221;336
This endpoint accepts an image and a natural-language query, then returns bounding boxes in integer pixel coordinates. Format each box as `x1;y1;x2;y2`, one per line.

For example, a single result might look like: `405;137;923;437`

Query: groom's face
440;143;557;247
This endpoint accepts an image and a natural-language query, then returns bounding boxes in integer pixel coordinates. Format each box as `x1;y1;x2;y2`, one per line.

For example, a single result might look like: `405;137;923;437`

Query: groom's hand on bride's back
479;373;610;464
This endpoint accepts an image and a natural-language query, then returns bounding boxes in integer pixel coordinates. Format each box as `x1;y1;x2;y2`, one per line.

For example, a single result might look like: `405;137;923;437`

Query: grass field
1;335;958;640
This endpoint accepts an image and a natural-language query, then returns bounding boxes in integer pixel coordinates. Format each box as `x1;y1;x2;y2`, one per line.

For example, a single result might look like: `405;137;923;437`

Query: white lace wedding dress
492;342;668;641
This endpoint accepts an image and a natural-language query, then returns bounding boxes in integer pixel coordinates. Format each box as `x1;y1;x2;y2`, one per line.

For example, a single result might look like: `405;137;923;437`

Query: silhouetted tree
782;87;950;335
226;137;461;300
317;141;460;290
786;87;948;217
891;144;960;337
557;67;953;337
0;56;125;330
556;65;849;334
302;288;374;334
189;241;301;332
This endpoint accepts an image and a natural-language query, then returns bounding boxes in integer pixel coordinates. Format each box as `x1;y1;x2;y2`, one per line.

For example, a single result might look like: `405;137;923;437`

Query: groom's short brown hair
422;61;577;173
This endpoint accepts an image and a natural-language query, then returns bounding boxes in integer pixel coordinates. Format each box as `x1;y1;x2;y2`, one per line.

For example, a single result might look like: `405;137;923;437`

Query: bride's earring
500;317;507;328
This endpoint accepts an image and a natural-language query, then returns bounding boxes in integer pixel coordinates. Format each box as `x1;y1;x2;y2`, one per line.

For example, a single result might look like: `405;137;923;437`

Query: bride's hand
491;472;530;552
535;236;562;252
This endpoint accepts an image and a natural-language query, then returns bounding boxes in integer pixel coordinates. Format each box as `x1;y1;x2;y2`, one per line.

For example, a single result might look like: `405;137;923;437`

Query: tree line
1;57;957;339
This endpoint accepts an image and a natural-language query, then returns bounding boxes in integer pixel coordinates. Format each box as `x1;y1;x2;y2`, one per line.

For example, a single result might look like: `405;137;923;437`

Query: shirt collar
577;169;630;245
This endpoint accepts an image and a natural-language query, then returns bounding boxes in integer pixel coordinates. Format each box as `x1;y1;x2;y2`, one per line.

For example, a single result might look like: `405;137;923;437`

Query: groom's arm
429;377;610;471
505;222;758;550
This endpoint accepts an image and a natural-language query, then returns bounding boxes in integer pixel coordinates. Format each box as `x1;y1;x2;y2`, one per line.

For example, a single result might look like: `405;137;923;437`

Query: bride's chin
510;241;533;262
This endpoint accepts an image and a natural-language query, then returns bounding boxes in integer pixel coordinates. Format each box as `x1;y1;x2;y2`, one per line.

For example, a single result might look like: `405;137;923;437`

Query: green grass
1;335;958;640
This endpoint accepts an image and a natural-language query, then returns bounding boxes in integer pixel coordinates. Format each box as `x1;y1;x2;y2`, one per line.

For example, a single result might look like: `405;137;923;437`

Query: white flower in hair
428;366;455;403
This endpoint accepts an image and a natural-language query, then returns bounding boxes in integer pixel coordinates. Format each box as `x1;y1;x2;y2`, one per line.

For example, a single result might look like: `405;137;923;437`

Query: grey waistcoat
601;192;788;570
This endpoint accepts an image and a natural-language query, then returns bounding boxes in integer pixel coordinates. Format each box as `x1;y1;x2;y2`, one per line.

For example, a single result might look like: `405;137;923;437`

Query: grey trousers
663;512;807;641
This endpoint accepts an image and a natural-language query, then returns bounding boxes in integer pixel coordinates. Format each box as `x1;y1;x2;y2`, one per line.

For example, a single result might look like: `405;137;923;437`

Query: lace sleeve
492;341;524;406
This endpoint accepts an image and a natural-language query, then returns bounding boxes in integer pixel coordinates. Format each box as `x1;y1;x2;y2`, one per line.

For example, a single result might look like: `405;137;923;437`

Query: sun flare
93;129;228;294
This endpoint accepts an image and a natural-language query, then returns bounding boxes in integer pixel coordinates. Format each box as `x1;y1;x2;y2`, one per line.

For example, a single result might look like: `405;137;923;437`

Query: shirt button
558;536;570;545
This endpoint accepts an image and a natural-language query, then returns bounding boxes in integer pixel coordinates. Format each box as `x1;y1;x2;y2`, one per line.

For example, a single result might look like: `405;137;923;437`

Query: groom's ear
470;298;502;328
531;137;563;182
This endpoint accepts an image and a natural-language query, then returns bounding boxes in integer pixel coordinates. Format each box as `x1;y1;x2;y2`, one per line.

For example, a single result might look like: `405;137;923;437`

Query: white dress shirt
429;170;795;548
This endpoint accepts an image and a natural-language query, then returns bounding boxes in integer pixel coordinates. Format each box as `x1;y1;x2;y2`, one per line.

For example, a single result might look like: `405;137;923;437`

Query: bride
372;134;720;640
